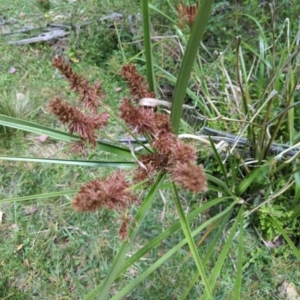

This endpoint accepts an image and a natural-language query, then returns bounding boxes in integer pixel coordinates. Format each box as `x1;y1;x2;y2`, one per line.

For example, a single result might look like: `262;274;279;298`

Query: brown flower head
120;98;156;134
77;80;105;113
118;62;206;193
154;113;173;133
151;132;177;156
133;152;169;183
176;1;199;29
120;63;174;138
52;56;104;112
121;64;155;101
169;139;197;164
72;171;137;212
49;97;109;145
169;162;207;193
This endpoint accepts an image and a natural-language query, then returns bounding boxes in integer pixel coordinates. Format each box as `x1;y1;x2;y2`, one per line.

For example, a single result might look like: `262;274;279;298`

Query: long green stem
172;183;213;299
141;0;157;94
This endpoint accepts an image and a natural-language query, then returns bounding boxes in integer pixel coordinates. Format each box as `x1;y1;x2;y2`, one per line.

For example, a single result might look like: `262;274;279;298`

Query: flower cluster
49;57;109;148
49;97;108;147
72;171;137;212
120;64;156;101
52;56;104;112
176;1;199;29
49;59;207;240
120;64;207;193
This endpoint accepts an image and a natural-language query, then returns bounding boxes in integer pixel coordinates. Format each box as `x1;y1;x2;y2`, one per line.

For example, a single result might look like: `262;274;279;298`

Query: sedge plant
1;0;300;299
0;1;219;298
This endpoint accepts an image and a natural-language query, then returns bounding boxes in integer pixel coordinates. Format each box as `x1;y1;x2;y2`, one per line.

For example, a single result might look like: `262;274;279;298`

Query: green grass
1;0;300;299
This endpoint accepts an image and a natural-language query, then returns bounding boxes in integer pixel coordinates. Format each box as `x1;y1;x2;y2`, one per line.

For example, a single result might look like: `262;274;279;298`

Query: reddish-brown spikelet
118;61;207;192
169;162;207;193
49;97;109;145
68;113;109;143
154;113;173;133
121;64;155;101
151;132;176;156
70;141;87;155
72;171;137;212
118;218;129;241
133;152;169;183
169;139;197;164
49;97;79;125
118;214;134;241
52;56;104;112
134;153;158;183
120;98;156;134
77;80;105;113
176;1;199;29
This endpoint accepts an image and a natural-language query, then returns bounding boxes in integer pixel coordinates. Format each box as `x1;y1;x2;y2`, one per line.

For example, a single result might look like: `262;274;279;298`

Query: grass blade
208;136;229;186
206;174;233;196
0;190;76;204
0;114;133;158
270;217;300;261
148;3;176;24
233;206;244;300
110;199;238;300
0;156;135;168
0;114;78;142
236;164;269;196
141;0;157;94
292;171;300;207
118;197;231;276
181;213;233;300
172;183;213;299
202;206;244;300
171;0;214;133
